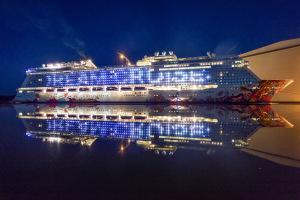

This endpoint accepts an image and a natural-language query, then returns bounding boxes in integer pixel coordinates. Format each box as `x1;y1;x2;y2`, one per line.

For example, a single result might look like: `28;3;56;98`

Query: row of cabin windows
25;70;256;87
24;69;221;87
45;113;146;120
43;86;147;92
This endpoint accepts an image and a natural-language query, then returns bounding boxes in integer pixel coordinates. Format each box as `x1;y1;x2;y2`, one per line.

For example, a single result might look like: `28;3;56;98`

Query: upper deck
19;52;258;89
26;52;248;75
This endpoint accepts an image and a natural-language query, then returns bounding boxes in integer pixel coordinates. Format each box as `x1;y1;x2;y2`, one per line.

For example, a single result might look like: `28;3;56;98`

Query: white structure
240;38;300;102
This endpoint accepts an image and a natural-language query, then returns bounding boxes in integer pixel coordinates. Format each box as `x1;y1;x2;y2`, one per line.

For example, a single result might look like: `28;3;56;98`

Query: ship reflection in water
15;103;299;167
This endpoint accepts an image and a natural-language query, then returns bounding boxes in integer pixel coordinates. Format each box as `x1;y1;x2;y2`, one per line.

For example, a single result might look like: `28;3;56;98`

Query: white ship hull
14;80;288;103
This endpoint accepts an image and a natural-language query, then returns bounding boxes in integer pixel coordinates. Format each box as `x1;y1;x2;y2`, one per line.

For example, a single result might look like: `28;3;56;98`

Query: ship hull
14;80;289;103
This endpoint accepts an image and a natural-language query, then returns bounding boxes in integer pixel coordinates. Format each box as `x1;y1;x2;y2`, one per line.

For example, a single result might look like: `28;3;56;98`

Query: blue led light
45;119;210;139
26;67;215;87
23;62;260;88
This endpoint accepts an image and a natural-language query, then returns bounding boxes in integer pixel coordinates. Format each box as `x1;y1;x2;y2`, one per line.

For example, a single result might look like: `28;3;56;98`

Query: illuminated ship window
57;88;65;92
106;86;118;91
106;115;118;120
46;114;54;117
68;114;77;118
57;114;65;118
79;88;89;92
134;116;146;120
92;87;103;91
121;87;132;91
79;115;90;119
134;87;146;91
68;88;77;92
92;115;103;119
121;116;132;120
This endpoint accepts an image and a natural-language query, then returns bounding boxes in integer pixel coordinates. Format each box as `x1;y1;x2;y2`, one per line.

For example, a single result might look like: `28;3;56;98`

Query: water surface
0;103;300;199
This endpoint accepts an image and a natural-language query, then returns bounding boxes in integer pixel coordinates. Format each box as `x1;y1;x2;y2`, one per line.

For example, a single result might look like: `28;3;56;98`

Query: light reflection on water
14;103;300;168
0;103;300;199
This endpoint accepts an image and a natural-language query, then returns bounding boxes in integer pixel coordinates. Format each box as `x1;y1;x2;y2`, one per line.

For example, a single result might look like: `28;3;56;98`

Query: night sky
0;0;299;95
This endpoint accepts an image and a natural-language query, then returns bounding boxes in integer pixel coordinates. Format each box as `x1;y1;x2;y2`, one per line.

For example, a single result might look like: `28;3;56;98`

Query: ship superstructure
14;52;292;103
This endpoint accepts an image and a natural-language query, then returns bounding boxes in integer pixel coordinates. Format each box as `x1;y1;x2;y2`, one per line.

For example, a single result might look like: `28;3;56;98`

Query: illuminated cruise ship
14;52;292;103
15;104;293;155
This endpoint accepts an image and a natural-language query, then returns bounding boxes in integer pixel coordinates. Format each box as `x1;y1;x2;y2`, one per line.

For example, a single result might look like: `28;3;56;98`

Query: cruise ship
15;104;293;155
14;52;293;103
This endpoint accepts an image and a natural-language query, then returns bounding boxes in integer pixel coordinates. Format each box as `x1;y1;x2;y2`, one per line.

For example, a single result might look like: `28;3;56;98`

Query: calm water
0;103;300;199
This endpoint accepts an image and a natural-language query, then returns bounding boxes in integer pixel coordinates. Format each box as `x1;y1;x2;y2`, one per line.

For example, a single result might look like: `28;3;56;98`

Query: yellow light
119;54;125;59
48;137;62;143
118;52;132;66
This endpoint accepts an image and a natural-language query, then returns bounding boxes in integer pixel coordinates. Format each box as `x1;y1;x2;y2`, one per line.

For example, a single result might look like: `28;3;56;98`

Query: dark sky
0;0;299;95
